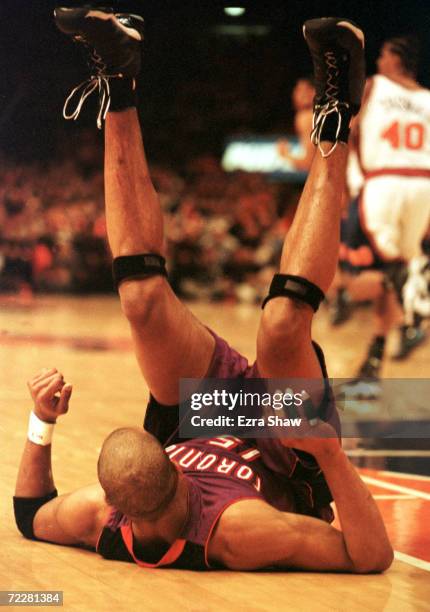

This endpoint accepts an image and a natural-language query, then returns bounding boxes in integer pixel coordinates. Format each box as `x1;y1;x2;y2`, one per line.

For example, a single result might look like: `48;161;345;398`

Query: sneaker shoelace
62;39;119;129
310;51;349;158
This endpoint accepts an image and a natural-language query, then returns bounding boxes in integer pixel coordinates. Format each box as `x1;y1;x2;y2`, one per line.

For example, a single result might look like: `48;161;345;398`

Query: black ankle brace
262;274;325;312
109;77;137;112
314;104;352;145
112;254;168;290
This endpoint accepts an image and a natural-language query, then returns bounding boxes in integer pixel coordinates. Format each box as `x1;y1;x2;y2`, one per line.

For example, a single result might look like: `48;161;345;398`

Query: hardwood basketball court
1;295;429;611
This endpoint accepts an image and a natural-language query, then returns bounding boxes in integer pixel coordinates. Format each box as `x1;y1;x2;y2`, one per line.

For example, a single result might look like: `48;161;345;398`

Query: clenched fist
27;368;73;423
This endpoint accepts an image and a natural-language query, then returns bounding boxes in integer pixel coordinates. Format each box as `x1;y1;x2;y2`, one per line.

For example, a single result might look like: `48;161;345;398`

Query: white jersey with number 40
359;74;430;173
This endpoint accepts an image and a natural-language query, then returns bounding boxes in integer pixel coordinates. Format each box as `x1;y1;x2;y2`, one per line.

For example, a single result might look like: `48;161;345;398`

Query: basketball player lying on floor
14;12;393;572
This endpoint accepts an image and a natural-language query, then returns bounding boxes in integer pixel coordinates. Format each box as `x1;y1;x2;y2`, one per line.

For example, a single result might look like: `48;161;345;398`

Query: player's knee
119;276;168;326
260;298;312;351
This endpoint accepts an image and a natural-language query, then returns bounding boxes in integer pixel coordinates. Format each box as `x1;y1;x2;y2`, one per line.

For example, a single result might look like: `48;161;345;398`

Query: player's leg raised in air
55;7;215;405
210;21;392;572
257;18;365;381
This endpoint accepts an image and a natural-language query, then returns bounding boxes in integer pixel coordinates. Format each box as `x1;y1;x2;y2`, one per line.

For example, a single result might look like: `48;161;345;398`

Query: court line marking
373;494;416;500
394;551;430;572
361;475;430;500
378;470;430;482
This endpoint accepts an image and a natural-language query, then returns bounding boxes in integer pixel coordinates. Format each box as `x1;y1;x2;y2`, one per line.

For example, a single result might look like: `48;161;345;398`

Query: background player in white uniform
339;37;430;378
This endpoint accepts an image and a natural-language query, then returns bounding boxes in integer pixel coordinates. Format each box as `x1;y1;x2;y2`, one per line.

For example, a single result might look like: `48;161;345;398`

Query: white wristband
28;411;55;446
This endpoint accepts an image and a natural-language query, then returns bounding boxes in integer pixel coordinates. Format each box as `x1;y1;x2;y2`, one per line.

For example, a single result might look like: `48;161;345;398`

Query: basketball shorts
144;329;340;518
340;176;430;273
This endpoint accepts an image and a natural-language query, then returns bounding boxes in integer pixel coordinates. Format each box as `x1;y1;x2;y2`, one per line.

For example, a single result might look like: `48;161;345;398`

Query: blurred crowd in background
0;14;305;302
0;129;298;302
2;2;429;303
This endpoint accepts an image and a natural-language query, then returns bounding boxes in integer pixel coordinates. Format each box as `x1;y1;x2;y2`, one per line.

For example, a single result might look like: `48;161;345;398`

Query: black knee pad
112;253;168;290
262;274;325;312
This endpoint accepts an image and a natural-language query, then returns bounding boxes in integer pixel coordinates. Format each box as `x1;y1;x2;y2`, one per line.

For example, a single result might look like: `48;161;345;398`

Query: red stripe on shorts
365;168;430;179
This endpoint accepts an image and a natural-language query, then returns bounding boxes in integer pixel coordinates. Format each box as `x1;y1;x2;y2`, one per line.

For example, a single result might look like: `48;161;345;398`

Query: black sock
109;77;137;112
318;106;352;144
368;335;386;361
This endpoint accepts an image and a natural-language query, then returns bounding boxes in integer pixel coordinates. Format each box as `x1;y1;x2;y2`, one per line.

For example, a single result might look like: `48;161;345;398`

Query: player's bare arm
278;112;315;172
14;369;108;548
209;423;393;573
278;77;315;171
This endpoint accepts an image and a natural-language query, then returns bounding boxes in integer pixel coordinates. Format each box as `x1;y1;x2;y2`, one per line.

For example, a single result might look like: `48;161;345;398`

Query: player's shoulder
414;83;430;98
374;74;430;96
368;74;404;92
366;74;387;94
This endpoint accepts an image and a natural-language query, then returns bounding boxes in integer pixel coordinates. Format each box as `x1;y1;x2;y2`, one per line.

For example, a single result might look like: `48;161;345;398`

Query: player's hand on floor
27;368;73;423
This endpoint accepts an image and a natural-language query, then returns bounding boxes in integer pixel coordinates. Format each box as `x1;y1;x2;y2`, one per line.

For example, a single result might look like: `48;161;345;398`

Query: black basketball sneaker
303;18;365;156
54;6;144;128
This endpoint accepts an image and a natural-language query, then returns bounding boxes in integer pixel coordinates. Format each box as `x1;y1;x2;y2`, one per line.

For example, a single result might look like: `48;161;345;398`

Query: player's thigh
256;297;323;379
121;277;215;404
360;178;404;260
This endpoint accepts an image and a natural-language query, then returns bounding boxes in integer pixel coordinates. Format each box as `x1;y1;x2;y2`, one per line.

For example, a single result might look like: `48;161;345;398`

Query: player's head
97;427;179;520
292;77;315;111
377;37;420;78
